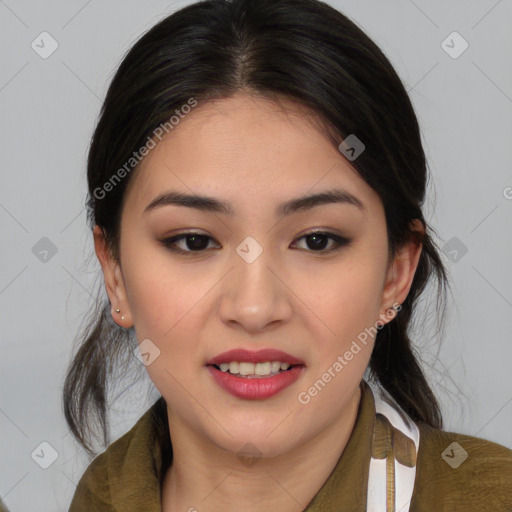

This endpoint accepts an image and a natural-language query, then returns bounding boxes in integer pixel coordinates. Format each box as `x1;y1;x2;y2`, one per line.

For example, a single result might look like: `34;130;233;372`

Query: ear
93;225;134;328
377;219;424;326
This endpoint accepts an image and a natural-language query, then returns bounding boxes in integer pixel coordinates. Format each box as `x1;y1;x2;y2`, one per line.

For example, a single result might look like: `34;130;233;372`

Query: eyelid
291;230;350;253
159;229;351;256
160;231;218;253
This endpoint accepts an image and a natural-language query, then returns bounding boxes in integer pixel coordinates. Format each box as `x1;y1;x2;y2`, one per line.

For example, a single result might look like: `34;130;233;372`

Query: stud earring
115;308;120;313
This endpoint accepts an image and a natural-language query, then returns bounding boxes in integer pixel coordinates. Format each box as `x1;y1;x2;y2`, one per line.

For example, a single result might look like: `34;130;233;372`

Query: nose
218;242;293;334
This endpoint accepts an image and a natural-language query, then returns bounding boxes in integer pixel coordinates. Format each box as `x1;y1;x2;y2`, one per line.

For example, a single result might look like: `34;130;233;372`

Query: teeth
271;361;281;373
239;362;254;376
216;361;294;376
255;362;271;375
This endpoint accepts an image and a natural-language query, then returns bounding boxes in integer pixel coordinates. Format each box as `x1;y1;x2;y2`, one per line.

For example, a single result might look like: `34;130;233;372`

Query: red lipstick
206;348;304;366
205;348;305;400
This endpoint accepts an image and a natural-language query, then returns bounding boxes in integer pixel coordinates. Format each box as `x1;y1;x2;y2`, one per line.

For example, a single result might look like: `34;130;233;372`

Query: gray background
1;0;511;510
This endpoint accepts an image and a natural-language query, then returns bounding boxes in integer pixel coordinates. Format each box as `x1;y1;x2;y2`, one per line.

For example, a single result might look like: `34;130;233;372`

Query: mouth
208;361;303;379
205;348;305;399
206;348;304;373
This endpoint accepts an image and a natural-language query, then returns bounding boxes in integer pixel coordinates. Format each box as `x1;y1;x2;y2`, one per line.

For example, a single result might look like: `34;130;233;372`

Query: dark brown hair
63;0;450;455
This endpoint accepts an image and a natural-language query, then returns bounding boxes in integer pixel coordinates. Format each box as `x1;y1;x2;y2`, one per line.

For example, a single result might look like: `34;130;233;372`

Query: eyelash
159;231;351;256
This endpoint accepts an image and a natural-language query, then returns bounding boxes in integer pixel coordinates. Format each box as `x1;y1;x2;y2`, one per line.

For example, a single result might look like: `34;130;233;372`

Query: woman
64;0;512;510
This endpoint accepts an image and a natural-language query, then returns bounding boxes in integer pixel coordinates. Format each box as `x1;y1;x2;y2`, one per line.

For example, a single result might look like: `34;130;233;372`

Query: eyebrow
143;188;365;216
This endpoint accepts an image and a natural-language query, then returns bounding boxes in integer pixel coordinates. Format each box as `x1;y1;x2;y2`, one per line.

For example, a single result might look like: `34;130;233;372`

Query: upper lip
206;349;304;366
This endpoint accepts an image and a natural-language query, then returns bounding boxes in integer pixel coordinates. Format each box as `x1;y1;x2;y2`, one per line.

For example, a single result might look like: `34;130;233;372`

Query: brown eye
160;230;350;256
292;231;350;253
160;233;219;254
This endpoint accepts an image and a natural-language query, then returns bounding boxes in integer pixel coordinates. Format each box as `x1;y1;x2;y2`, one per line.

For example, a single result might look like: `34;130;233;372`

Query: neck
161;386;362;512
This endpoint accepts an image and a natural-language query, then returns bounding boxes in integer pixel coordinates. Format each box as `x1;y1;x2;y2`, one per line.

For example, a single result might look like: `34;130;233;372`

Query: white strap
366;382;420;512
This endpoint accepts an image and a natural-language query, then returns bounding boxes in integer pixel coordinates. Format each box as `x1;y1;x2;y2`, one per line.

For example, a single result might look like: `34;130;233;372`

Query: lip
206;364;305;400
206;348;304;366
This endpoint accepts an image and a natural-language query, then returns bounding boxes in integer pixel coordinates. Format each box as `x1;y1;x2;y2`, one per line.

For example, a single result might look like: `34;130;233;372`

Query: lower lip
206;365;305;400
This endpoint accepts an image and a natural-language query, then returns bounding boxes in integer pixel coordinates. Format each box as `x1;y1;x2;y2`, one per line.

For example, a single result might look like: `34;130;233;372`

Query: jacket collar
106;380;377;511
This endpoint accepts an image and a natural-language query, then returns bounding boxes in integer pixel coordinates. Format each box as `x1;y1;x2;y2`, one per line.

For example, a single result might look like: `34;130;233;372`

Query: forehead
123;93;378;213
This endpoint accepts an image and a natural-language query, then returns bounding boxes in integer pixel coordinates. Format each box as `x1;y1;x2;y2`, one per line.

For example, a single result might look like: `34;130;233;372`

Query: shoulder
68;399;166;511
68;447;114;511
411;423;512;511
69;426;144;512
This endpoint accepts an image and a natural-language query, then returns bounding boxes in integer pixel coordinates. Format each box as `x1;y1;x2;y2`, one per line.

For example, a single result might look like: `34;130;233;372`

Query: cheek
125;261;212;340
294;260;384;416
308;256;386;335
120;245;232;387
121;216;388;349
121;255;211;395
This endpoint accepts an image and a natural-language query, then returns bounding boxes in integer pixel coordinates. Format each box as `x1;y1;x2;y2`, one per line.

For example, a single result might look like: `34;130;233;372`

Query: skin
94;92;423;511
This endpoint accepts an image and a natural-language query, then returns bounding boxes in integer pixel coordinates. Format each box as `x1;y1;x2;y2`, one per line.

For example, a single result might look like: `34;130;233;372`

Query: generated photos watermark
297;303;401;405
93;97;198;200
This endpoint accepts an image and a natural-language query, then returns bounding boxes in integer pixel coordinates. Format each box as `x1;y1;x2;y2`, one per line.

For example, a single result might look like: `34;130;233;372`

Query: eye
160;232;219;254
159;230;350;255
291;231;350;253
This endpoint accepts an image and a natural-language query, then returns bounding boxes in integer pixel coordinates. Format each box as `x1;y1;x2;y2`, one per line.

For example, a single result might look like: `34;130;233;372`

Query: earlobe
377;219;424;324
92;225;134;328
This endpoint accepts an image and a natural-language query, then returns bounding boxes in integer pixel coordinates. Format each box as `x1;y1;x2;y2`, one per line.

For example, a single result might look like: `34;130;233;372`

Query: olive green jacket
69;381;512;511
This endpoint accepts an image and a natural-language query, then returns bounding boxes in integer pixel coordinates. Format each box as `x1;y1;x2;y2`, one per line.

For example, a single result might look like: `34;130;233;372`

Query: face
95;92;421;458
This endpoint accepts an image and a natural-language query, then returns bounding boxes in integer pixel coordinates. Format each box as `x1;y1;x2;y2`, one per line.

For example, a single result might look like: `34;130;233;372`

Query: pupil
187;234;208;251
307;233;327;250
186;234;328;251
